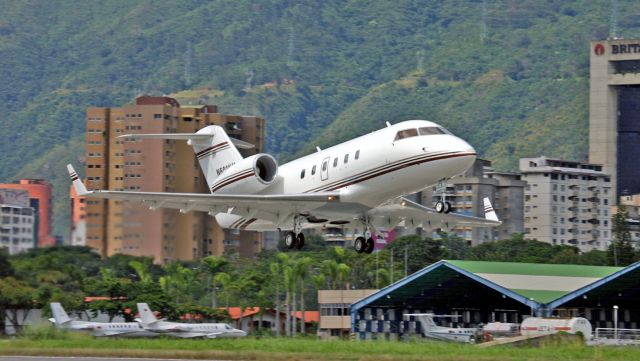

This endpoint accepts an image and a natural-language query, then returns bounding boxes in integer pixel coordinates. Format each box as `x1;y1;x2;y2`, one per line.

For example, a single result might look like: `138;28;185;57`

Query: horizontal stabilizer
117;133;254;149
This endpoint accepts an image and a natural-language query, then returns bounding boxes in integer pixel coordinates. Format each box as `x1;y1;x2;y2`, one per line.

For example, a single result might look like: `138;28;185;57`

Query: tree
0;277;36;334
0;248;13;277
608;205;634;266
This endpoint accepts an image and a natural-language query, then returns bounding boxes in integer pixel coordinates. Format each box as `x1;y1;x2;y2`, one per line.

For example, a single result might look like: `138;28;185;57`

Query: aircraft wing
68;165;339;215
367;196;501;230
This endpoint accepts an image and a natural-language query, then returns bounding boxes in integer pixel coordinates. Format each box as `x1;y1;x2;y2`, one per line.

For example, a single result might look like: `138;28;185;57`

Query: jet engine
210;153;278;194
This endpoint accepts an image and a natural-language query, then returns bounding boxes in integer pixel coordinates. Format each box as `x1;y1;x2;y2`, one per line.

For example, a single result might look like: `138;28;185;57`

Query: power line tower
184;41;193;86
287;26;295;67
481;0;488;42
610;0;619;38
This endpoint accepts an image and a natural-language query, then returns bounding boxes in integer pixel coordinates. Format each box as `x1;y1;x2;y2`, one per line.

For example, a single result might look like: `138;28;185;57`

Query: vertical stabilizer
190;126;244;190
50;303;72;325
137;303;159;325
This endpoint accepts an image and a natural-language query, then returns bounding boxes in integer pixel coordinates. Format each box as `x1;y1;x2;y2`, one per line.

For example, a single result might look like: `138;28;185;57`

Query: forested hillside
2;0;640;238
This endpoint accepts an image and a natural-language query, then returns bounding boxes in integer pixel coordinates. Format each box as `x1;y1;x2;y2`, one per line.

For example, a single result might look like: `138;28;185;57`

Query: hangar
351;260;640;340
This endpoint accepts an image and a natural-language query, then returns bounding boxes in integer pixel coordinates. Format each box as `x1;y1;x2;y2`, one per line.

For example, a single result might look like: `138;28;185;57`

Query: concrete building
520;157;612;252
0;179;54;248
318;289;378;338
0;189;36;255
589;39;640;200
69;184;86;247
615;194;640;245
421;159;525;245
84;96;264;263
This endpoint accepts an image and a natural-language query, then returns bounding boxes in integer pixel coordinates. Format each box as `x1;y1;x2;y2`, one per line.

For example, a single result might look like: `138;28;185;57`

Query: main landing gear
284;215;305;250
435;200;452;213
354;217;376;254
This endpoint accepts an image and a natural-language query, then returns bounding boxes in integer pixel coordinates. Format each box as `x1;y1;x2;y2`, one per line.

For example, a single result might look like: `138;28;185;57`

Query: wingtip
67;164;88;196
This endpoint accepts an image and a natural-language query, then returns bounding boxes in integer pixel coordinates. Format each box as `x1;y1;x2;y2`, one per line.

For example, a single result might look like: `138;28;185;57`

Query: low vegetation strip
1;337;640;361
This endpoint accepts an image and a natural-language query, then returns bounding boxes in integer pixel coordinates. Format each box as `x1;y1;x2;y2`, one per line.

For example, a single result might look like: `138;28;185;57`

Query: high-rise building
0;189;36;255
420;159;525;245
0;179;54;248
520;157;612;252
589;39;640;200
69;184;86;247
84;96;264;263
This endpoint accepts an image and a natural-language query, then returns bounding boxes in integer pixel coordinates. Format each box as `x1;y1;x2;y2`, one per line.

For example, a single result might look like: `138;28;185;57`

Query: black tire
435;201;445;213
354;237;366;253
284;231;297;249
295;233;305;249
364;238;375;254
443;201;452;214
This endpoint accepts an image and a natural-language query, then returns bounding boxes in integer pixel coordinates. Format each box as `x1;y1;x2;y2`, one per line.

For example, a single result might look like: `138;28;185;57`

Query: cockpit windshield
418;127;447;135
394;126;449;141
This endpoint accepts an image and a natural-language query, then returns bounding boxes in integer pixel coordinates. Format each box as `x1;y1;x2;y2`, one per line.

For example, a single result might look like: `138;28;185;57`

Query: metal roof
351;260;624;320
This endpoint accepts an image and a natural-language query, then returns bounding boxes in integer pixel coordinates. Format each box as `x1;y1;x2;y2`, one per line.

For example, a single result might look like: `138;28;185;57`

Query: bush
19;324;72;340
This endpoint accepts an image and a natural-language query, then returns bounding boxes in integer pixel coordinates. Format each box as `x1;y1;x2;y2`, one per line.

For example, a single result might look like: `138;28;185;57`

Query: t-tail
137;303;159;325
117;125;254;191
50;302;72;326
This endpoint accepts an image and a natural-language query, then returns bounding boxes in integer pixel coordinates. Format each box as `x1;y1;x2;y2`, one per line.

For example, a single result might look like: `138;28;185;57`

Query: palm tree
200;256;229;308
283;265;295;336
269;261;282;336
295;257;313;334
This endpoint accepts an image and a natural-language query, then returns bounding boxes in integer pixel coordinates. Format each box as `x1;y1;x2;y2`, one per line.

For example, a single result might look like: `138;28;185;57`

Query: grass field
1;331;640;361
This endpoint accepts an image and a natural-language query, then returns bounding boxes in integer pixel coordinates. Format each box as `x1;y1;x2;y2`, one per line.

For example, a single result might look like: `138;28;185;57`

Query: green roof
446;260;623;304
447;260;622;278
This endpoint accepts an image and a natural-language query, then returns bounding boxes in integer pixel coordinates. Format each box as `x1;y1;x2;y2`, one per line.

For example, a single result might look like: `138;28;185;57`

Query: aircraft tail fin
483;197;500;223
50;303;72;325
137;303;159;325
118;125;250;192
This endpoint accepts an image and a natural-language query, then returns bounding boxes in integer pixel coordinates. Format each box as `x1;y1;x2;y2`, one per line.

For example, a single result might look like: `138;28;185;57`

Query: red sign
594;43;605;56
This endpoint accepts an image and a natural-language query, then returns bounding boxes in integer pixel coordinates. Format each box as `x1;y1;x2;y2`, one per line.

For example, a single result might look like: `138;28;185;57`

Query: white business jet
68;120;499;254
136;302;246;338
48;302;157;337
404;313;479;343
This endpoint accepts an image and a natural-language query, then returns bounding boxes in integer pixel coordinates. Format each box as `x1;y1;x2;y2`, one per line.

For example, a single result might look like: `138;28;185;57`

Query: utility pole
184;41;193;87
404;246;408;278
390;249;394;284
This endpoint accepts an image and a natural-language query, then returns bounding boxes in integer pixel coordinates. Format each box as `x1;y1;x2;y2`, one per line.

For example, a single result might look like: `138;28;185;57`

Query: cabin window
418;127;446;135
300;169;305;179
355;150;360;159
322;162;327;171
333;158;338;167
394;128;418;141
311;165;317;175
344;154;349;164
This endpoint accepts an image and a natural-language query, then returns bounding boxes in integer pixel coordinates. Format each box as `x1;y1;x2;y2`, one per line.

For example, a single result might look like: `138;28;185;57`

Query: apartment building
616;194;640;245
83;96;264;263
520;157;612;252
0;179;54;247
0;189;36;255
421;159;525;245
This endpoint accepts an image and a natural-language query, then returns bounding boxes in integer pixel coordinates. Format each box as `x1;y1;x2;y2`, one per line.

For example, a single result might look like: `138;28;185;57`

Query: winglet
67;164;88;196
483;197;500;223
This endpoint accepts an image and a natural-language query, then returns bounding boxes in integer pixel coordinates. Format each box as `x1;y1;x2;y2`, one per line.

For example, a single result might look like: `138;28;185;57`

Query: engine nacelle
210;153;278;194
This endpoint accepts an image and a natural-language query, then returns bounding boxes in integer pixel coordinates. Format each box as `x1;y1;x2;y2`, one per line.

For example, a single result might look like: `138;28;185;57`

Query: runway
0;357;228;361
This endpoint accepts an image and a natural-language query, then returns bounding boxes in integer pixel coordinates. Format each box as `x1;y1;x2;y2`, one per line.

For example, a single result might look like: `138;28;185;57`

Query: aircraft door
321;157;329;181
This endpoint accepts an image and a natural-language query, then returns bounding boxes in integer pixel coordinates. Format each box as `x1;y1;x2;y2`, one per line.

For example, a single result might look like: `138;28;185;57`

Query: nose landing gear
354;216;377;254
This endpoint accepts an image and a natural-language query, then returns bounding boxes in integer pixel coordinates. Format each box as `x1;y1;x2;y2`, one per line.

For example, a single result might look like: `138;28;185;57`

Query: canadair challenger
68;120;500;254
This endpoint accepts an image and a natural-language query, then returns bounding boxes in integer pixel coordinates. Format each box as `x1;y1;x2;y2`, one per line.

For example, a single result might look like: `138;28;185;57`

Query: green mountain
2;1;639;239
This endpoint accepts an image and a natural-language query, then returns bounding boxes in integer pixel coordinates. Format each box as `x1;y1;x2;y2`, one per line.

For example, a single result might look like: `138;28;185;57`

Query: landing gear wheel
354;237;366;253
364;238;375;254
284;231;297;249
295;233;305;249
443;201;452;214
435;201;445;213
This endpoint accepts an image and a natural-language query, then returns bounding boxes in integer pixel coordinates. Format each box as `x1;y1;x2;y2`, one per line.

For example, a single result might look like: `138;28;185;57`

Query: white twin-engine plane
68;120;500;254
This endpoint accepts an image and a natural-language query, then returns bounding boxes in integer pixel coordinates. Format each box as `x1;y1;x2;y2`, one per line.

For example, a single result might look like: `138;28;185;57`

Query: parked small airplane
68;120;500;254
49;302;157;337
136;303;246;338
404;313;479;343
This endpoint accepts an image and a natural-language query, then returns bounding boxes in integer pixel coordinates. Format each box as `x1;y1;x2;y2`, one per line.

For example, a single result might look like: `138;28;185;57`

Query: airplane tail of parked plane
483;197;499;223
117;125;254;191
137;303;160;325
50;302;72;325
